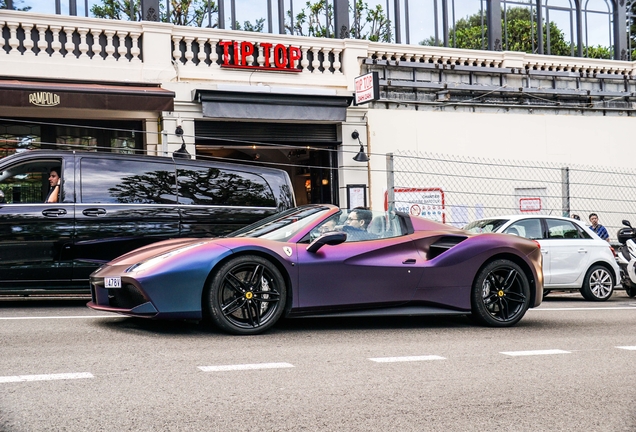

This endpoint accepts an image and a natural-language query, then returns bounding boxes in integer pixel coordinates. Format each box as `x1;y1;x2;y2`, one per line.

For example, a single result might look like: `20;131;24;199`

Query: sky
19;0;611;48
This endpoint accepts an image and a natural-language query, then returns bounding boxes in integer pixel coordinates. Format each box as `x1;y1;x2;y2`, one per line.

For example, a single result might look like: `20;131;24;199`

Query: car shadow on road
0;297;90;310
96;316;226;336
92;313;491;337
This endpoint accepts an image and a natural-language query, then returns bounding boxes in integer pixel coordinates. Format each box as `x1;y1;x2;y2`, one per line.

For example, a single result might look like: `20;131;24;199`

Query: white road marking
0;372;94;383
531;307;636;311
616;346;636;350
368;355;446;363
198;362;294;372
0;315;118;320
500;349;571;356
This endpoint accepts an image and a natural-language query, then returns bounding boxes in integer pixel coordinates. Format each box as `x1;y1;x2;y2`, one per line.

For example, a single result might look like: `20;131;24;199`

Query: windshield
464;219;509;233
228;206;331;241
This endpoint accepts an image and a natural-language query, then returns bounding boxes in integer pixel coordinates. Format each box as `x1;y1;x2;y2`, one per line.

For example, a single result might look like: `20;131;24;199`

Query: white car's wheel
580;265;613;301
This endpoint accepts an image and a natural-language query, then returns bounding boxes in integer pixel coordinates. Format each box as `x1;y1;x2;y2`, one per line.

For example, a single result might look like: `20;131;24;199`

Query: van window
81;158;177;204
177;166;276;207
0;159;62;204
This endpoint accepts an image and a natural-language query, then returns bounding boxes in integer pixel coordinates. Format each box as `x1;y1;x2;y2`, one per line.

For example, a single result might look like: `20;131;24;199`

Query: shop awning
0;80;175;112
195;89;352;122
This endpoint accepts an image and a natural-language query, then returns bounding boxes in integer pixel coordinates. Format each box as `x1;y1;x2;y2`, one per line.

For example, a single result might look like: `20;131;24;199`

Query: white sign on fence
385;188;445;223
515;187;547;214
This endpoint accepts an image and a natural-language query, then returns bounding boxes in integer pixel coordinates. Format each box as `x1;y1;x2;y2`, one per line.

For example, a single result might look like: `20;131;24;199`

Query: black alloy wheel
207;255;286;335
580;265;613;301
471;259;531;327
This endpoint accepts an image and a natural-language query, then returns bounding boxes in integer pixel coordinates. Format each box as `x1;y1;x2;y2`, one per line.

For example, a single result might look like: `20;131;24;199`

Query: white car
464;215;620;301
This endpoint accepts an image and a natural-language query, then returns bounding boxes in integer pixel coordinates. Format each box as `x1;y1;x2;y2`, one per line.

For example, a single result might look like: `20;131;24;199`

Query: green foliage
91;0;141;21
420;6;611;58
82;0;393;40
350;0;391;42
584;45;612;59
91;0;221;27
236;18;265;33
0;0;31;11
287;0;333;38
288;0;391;41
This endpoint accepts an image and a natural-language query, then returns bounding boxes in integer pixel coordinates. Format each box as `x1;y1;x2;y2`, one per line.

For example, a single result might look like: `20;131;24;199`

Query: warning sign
519;197;542;212
385;188;445;223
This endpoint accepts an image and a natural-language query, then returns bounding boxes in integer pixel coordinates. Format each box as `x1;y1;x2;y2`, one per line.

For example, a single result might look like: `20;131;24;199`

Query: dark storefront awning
0;80;175;111
195;90;352;122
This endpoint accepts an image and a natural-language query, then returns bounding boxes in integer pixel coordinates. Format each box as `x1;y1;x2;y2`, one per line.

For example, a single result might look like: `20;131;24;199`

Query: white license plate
104;277;121;288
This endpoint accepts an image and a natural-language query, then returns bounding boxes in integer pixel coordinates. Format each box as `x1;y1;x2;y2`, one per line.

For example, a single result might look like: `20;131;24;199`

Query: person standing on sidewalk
589;213;609;241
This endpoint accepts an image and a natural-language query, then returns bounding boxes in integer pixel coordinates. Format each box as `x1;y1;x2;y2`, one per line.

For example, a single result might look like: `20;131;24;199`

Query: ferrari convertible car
87;205;543;334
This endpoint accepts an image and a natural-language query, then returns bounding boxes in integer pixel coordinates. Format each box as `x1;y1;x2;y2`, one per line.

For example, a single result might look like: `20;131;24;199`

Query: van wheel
471;259;531;327
580;265;613;301
206;255;286;335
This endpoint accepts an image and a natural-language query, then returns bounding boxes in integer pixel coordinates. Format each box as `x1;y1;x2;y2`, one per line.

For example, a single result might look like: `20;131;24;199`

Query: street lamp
351;130;369;162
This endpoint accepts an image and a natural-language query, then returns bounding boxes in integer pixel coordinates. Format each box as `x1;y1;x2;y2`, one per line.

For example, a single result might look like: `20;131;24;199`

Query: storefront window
56;127;98;151
0;124;41;157
0;121;141;157
111;133;136;154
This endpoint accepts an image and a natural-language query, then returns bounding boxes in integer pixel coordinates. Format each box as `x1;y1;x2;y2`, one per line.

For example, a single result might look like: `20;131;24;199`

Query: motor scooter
616;220;636;298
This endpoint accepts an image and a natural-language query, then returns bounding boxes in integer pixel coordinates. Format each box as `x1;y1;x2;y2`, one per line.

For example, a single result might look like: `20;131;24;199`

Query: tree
0;0;30;11
92;0;220;27
235;18;266;33
288;0;391;42
421;7;572;56
287;0;333;38
628;2;636;59
351;0;391;42
421;7;614;59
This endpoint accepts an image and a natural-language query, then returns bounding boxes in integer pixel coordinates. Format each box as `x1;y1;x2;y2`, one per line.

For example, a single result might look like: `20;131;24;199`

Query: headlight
125;242;206;273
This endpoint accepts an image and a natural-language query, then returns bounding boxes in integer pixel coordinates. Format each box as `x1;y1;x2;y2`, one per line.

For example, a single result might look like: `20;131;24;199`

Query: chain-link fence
386;150;636;242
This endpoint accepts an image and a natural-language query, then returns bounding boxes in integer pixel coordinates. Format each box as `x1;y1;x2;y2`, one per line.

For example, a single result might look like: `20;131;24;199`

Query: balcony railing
1;10;635;89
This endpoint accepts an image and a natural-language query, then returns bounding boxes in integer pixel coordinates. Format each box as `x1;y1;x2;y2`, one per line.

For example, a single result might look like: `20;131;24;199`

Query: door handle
541;250;548;254
578;248;587;253
42;208;67;217
82;208;107;217
402;258;417;264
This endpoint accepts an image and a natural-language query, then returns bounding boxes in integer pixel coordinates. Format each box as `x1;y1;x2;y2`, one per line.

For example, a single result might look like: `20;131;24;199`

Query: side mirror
306;232;347;253
623;220;632;228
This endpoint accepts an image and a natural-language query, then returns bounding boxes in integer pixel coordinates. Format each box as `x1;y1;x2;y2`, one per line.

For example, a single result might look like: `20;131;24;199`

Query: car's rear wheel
580;265;613;301
626;285;636;298
206;255;286;335
471;259;531;327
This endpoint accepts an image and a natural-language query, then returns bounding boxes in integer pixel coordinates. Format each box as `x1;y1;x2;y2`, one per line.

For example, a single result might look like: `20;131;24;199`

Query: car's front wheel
471;259;531;327
206;255;287;335
580;265;613;301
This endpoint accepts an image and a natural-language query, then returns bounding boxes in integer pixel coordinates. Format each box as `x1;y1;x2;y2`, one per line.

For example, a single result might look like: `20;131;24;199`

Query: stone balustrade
366;41;636;77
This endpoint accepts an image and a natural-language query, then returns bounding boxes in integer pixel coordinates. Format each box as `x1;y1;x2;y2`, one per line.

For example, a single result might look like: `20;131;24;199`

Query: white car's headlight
125;242;206;273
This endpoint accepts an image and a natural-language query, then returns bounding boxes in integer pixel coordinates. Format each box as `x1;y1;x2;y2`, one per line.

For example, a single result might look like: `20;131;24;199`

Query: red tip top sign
354;71;379;105
219;41;302;72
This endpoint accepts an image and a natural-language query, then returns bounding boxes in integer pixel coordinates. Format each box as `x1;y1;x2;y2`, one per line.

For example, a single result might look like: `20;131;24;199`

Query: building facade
2;9;636;213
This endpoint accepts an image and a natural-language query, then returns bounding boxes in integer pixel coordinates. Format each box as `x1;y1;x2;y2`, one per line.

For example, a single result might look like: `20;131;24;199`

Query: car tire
471;259;531;327
580;265;613;302
626;286;636;298
206;255;287;335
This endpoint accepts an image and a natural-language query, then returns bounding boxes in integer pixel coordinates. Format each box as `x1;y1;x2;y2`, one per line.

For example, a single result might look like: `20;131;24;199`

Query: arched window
582;0;614;58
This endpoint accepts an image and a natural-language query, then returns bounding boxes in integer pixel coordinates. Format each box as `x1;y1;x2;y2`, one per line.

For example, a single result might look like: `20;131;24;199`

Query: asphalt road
1;291;636;432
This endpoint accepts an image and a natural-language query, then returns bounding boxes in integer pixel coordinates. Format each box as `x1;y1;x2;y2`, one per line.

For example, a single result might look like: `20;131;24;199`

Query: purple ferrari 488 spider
88;205;543;334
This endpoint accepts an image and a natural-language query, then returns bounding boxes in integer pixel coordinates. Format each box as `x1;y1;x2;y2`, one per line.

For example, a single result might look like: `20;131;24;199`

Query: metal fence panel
387;150;636;241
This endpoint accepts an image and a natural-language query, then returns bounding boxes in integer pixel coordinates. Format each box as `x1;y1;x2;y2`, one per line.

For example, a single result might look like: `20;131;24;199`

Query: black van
0;150;295;294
